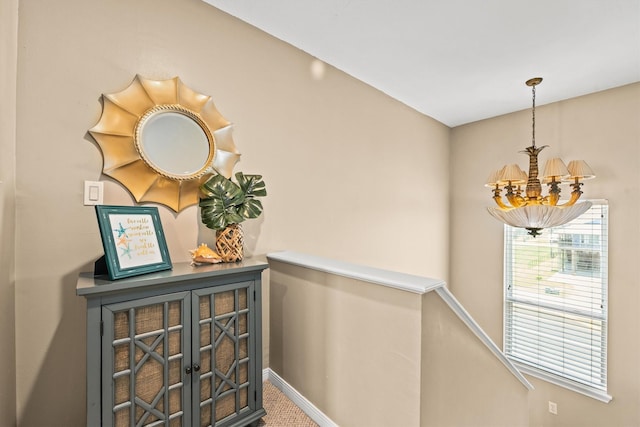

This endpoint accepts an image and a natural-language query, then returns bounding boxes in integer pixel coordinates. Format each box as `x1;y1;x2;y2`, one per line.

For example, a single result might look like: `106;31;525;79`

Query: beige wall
269;262;424;427
13;0;447;424
0;0;18;424
420;292;529;427
450;83;640;426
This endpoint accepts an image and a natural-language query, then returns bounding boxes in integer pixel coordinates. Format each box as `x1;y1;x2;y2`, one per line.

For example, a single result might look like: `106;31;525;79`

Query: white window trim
514;362;612;403
503;200;611;402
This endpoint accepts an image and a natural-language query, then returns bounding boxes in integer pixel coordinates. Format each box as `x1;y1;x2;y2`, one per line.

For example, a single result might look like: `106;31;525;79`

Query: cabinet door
102;292;192;427
193;282;256;427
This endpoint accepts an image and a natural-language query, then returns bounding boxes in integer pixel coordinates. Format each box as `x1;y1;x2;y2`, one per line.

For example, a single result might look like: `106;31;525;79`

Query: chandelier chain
531;83;536;148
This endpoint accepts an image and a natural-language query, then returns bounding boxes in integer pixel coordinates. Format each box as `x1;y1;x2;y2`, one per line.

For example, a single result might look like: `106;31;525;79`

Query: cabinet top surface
76;259;268;297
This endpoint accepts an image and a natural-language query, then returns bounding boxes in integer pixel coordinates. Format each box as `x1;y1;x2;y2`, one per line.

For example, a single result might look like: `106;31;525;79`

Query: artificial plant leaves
199;172;267;230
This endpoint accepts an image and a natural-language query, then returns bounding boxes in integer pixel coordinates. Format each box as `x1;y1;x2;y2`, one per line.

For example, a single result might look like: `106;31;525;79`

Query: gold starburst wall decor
89;75;241;212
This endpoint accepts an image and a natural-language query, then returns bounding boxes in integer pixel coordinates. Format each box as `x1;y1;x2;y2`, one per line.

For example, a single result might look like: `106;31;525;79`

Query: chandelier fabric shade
542;157;570;182
486;77;595;236
567;160;596;180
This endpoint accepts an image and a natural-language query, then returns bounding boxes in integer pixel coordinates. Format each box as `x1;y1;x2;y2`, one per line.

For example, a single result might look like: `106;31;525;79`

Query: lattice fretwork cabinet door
102;292;192;427
193;282;259;427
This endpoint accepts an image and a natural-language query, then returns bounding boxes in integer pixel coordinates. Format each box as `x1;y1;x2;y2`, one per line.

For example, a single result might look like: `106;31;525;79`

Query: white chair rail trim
435;286;533;390
266;250;446;294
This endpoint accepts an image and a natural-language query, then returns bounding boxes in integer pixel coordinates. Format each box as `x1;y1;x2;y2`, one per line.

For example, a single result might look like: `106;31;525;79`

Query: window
504;201;610;402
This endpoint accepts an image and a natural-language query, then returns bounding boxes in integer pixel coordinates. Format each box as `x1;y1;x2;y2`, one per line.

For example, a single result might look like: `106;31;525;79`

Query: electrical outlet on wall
548;401;558;415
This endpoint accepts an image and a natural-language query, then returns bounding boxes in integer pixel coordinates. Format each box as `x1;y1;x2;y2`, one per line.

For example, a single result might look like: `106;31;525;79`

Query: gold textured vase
216;223;244;262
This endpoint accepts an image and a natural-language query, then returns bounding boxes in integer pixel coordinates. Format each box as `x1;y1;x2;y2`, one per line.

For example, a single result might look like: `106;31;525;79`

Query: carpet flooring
257;381;319;427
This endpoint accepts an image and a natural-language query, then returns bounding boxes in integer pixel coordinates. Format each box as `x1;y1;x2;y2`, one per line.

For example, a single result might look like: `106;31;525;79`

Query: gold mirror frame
89;75;240;212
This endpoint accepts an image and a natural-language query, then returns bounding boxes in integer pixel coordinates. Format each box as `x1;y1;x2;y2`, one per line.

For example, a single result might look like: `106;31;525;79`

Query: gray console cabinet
77;260;268;427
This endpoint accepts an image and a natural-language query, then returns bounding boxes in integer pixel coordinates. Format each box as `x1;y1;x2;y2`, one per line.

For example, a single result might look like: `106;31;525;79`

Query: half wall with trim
267;251;531;426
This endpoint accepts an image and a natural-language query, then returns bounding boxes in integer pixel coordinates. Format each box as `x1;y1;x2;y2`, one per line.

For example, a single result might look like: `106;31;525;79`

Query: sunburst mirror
89;75;240;212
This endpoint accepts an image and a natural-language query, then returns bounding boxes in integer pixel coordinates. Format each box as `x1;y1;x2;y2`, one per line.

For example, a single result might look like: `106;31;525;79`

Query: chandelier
486;77;595;237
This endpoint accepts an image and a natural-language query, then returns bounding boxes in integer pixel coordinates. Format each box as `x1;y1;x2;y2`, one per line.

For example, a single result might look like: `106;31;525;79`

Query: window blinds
504;202;608;392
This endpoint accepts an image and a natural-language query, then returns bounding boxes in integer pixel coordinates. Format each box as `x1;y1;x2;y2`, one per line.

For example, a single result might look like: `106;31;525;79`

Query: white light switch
84;181;104;205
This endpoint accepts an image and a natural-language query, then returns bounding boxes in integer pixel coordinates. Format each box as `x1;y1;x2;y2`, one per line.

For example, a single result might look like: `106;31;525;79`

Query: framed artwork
95;205;172;280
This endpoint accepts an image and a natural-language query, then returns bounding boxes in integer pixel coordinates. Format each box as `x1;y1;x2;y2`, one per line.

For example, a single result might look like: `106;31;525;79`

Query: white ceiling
203;0;640;127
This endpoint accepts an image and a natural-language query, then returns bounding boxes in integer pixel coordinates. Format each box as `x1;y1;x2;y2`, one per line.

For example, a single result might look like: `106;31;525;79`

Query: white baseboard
263;368;338;427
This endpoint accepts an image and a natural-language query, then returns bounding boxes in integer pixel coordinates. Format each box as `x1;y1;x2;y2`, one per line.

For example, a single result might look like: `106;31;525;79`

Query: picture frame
95;205;172;280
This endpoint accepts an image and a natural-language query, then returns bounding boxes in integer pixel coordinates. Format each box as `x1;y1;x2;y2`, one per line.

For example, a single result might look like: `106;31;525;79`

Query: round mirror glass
139;111;211;176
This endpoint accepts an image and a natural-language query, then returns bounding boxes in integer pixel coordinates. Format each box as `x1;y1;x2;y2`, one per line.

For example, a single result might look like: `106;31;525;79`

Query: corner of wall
0;0;19;424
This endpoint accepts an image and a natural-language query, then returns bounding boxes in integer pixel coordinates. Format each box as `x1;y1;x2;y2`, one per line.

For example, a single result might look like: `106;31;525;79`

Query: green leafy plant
199;172;267;230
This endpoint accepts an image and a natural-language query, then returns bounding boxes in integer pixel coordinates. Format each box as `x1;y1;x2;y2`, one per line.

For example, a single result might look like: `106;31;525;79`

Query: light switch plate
84;181;104;205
